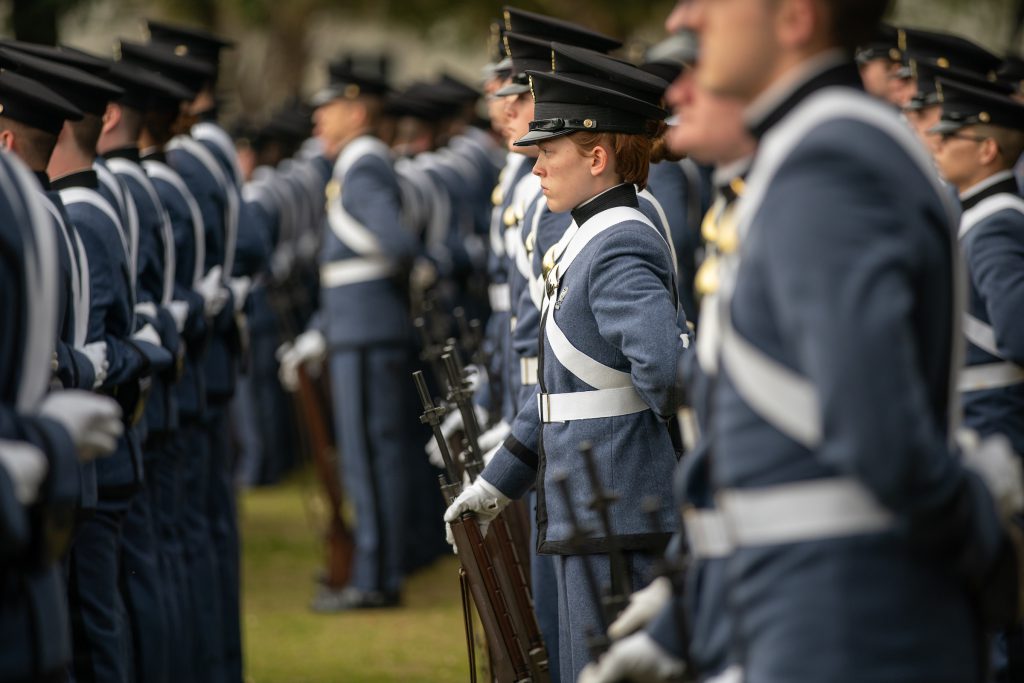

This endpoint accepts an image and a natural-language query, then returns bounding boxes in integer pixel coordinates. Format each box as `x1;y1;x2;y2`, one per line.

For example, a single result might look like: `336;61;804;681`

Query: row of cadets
444;20;693;680
125;22;271;681
925;61;1024;683
0;130;125;683
0;43;181;683
234;100;329;488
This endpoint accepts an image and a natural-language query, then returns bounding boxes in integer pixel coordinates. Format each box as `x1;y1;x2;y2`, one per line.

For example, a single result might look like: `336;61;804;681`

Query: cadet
445;60;688;680
118;38;226;683
582;24;755;683
690;0;1021;680
928;78;1024;681
0;135;123;683
282;60;417;610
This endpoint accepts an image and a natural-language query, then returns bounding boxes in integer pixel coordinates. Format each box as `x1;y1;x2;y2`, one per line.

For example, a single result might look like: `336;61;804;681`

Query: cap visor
513;128;572;146
310;86;344;108
928;120;965;135
495;82;530;97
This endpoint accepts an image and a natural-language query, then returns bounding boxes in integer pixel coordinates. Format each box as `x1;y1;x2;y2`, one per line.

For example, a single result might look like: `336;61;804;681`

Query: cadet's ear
0;129;12;152
102;103;121;136
978;137;1001;167
589;143;610;177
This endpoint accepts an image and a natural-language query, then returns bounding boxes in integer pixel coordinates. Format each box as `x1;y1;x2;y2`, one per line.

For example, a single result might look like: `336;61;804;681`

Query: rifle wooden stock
450;511;534;683
296;364;353;589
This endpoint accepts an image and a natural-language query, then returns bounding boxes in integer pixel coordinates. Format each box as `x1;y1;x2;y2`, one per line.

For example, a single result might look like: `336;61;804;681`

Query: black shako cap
311;60;391;107
856;23;902;64
0;46;122;116
106;59;195;110
551;42;667;106
117;39;214;97
930;77;1024;134
0;68;83;134
0;40;111;76
905;59;1014;111
902;28;1003;81
514;70;667;146
146;19;233;69
503;7;620;53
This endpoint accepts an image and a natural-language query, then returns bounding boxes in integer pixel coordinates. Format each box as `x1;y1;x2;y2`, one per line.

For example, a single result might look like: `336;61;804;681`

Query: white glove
443;476;510;548
577;631;686;683
411;257;438;293
276;329;327;391
38;390;123;462
0;439;49;505
132;323;162;347
228;276;252;313
425;403;489;469
134;301;158;319
79;341;109;389
197;266;228;317
958;429;1024;522
168;300;190;333
608;577;673;640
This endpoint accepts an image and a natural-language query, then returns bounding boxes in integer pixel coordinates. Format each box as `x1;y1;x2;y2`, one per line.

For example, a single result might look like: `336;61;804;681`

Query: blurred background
2;0;1022;131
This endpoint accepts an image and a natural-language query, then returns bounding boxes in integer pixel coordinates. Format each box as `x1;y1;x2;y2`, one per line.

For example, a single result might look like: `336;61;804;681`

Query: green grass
240;474;468;682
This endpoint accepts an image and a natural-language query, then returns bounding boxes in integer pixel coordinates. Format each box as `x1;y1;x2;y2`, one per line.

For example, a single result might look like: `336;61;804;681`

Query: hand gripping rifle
414;370;533;683
438;354;550;681
579;441;631;623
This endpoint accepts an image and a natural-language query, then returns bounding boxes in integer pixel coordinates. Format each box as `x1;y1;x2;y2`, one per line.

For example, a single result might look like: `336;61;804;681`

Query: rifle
295;363;354;589
266;269;354;591
579;441;631;622
439;352;550;681
414;370;533;683
552;471;612;663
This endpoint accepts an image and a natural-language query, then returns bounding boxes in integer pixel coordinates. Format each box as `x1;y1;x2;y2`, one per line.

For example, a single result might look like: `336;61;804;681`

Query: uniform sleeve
965;211;1024;364
589;225;689;419
75;217;145;388
480;384;541;499
759;134;1003;582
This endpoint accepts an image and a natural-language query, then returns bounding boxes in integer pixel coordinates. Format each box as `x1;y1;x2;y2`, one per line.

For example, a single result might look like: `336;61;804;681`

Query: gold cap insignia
583;119;595;129
344;84;360;99
174;44;189;57
937;57;950;69
979;111;991;123
889;48;902;62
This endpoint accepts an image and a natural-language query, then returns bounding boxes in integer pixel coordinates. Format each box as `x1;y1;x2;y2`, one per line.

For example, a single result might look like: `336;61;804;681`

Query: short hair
568;129;658;189
70;112;104;155
976;124;1024;170
114;103;144;141
142;107;180;147
0;116;58;170
821;0;892;54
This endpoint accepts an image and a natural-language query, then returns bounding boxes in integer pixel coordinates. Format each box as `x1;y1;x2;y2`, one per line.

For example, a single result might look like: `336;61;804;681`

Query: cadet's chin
544;191;569;213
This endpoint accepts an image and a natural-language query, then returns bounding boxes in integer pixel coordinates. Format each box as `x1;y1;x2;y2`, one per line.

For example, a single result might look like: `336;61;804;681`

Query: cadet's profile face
859;59;890;100
933;125;991;191
313;98;361;155
667;68;752;165
904;105;942;154
485;76;510;138
888;72;917;108
504;92;536;154
692;0;781;102
533;135;602;212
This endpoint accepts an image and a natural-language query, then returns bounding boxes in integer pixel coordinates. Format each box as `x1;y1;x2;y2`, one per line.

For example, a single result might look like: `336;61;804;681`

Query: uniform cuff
481;442;537;500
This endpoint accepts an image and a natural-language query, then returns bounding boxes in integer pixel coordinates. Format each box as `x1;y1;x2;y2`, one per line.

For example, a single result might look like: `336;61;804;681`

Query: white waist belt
959;362;1024;393
718;477;894;547
520;357;538;386
489;283;511;312
320;258;395;288
538;385;648;423
683;507;734;559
